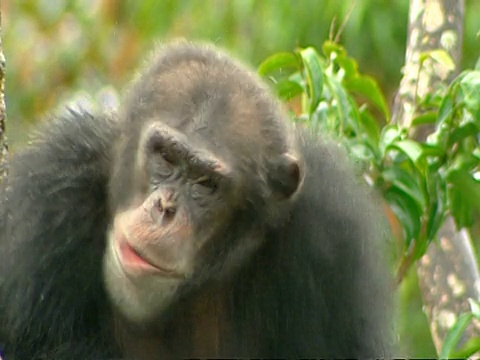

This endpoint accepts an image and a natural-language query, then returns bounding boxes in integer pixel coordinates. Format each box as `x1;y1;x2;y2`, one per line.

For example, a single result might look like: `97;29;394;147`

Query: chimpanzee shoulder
227;126;390;358
0;107;121;358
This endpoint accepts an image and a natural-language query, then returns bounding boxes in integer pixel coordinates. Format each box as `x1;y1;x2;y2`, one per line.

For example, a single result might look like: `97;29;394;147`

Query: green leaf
425;172;447;244
447;122;480;146
348;141;375;162
321;73;356;134
258;52;299;76
419;143;444;158
387;139;427;171
469;299;480;320
459;71;480;123
336;55;358;81
422;49;455;71
437;88;455;127
358;108;381;151
296;47;324;114
450;337;480;359
382;167;425;209
474;148;480;160
321;40;347;60
379;124;401;156
450;153;480;172
475;56;480;71
308;103;329;130
345;75;390;120
384;186;422;246
447;169;480;228
440;312;473;359
411;112;437;126
274;79;304;101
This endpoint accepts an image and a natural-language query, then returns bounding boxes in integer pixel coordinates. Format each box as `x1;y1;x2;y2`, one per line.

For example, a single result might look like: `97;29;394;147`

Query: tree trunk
393;0;480;354
0;1;7;180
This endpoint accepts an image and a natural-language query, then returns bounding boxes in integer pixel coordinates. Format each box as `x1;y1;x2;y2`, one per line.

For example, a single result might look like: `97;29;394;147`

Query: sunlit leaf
421;49;455;71
296;47;324;114
379;124;401;156
411;112;437;126
258;52;299;77
387;139;427;171
348;141;375;162
274;79;304;101
321;40;347;59
459;71;480;123
450;337;480;359
322;73;357;134
345;75;390;120
336;55;357;80
469;299;480;320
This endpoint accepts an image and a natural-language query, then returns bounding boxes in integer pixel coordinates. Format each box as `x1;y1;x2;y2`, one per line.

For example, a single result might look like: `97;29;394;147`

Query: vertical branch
0;1;7;180
393;0;463;131
392;0;480;354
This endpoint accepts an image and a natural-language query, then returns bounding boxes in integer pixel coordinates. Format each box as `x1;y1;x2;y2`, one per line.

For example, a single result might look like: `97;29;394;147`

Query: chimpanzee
0;41;391;359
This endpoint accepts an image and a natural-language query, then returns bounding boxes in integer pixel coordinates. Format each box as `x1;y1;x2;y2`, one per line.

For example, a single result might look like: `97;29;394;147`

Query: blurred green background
3;0;479;147
2;0;480;356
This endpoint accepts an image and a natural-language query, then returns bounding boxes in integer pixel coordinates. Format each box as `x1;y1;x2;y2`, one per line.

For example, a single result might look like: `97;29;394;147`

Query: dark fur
0;42;390;359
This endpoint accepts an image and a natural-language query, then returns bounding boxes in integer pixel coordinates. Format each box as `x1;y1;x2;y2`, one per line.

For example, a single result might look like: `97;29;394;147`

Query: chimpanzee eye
159;151;176;165
197;175;217;189
149;151;175;179
191;175;217;198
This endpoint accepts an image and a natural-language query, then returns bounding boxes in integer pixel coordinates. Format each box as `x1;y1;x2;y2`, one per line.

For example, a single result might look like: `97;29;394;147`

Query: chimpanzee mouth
114;232;184;279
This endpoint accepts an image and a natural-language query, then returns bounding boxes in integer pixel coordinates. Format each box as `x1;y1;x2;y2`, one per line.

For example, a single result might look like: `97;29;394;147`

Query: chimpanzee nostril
153;193;177;222
155;198;164;213
164;206;176;219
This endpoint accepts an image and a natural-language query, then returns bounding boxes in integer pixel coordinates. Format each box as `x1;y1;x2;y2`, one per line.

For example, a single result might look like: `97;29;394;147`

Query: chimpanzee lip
114;229;184;278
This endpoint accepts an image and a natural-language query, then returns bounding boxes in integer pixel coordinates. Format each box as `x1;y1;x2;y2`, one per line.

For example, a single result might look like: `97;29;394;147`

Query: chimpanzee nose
157;198;176;220
151;188;177;223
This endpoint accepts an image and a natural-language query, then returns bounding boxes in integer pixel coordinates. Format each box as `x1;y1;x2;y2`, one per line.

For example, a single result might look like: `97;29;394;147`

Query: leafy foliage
440;299;480;358
259;41;480;277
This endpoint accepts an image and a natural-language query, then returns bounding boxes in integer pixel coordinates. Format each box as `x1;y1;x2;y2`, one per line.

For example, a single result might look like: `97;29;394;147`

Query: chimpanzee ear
268;153;303;200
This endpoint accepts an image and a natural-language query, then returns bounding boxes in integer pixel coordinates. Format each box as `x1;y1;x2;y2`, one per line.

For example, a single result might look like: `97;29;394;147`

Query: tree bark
393;0;480;354
0;1;7;180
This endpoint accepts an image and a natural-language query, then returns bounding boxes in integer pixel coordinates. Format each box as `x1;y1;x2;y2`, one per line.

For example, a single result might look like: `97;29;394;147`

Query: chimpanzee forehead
124;44;291;169
132;72;271;141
